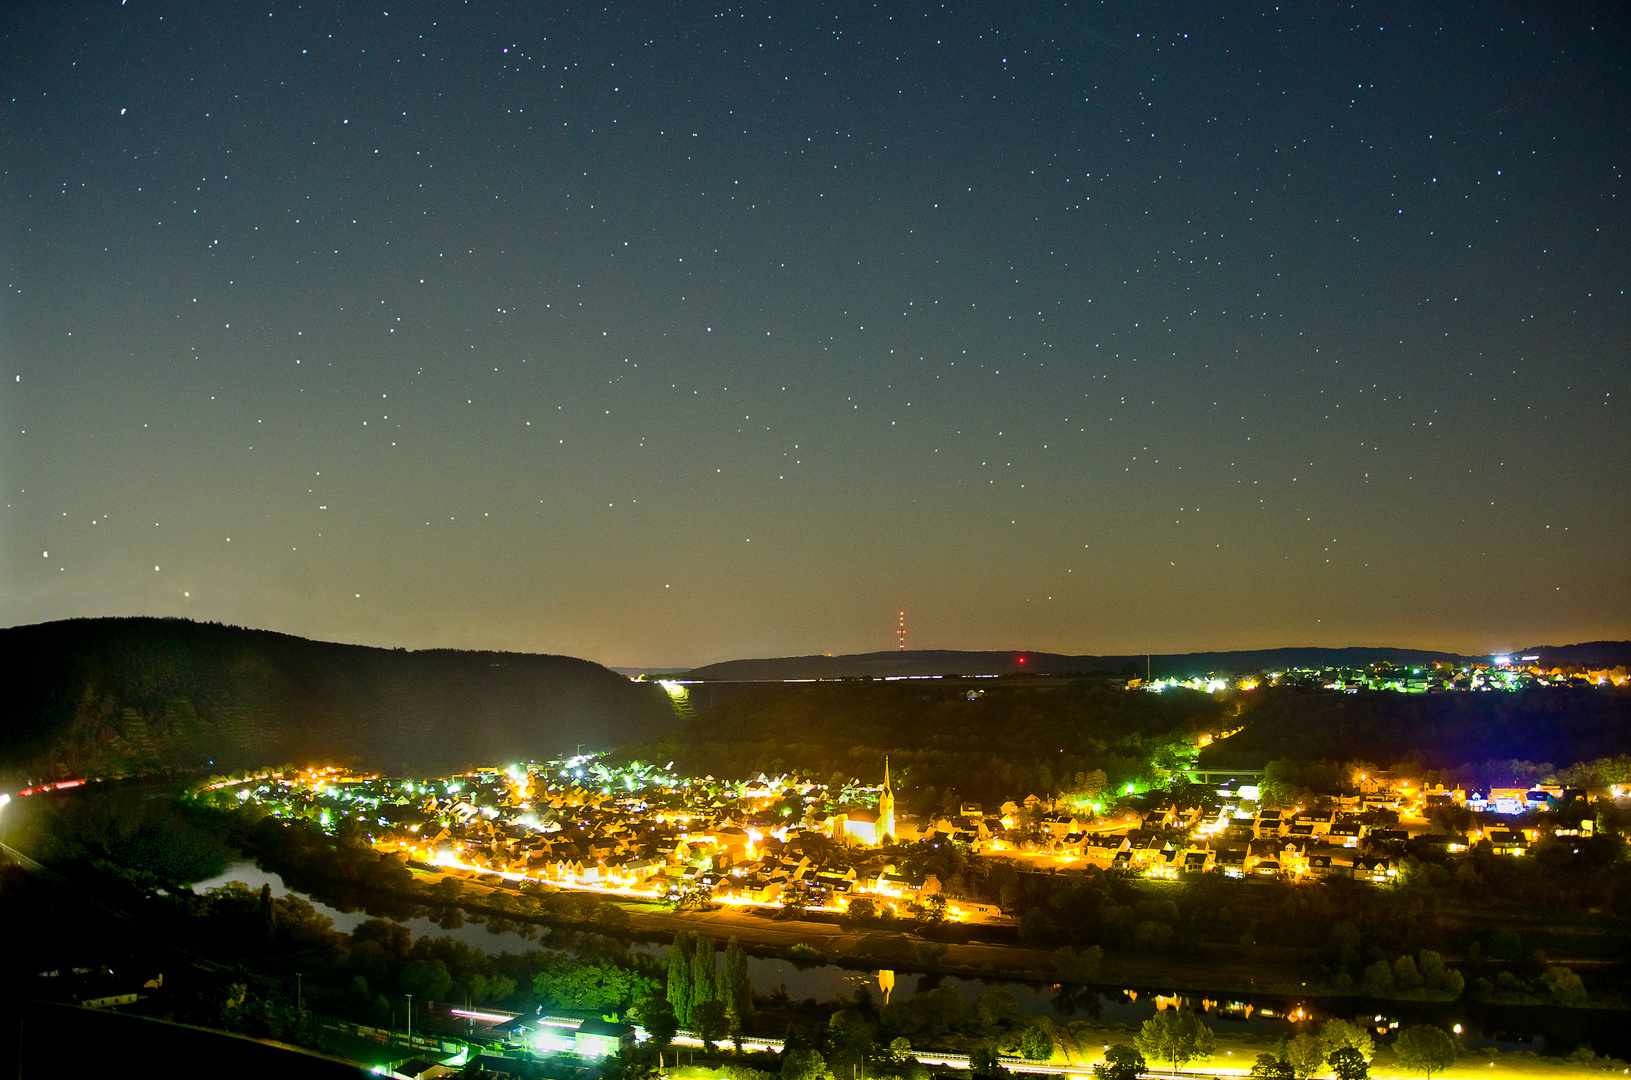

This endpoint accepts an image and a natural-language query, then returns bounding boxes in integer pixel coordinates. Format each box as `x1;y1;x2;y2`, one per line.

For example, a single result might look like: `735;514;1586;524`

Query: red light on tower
1017;656;1026;665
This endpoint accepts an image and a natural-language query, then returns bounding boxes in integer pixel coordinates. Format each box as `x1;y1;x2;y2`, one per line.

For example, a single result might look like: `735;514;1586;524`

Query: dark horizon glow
2;3;1627;668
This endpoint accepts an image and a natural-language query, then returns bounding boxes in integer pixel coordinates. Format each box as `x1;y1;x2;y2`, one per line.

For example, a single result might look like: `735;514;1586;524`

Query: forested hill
617;678;1631;813
685;646;1476;681
0;618;675;784
685;642;1631;681
1201;686;1631;776
614;679;1228;812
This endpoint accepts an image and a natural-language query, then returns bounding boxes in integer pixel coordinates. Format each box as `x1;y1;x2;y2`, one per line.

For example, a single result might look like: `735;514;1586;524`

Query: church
833;759;897;846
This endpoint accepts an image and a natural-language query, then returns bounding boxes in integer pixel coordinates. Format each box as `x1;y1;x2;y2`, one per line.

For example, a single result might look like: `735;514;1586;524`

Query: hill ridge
0;616;675;783
685;642;1631;681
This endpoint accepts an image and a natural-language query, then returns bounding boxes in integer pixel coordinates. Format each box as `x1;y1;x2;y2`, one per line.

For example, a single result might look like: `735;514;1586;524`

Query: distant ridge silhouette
685;642;1631;681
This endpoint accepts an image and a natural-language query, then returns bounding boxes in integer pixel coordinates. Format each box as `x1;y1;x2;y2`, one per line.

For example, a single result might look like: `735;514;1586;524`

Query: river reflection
194;863;1622;1059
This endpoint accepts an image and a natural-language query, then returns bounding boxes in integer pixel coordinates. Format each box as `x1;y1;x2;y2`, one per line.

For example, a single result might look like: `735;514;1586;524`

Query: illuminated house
574;1020;635;1058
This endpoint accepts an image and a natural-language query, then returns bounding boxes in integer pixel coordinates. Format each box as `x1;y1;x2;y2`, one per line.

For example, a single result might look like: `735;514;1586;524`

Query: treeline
618;681;1225;810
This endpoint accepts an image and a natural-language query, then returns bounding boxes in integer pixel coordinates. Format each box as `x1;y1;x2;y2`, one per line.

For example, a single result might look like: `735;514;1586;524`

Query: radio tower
897;611;906;651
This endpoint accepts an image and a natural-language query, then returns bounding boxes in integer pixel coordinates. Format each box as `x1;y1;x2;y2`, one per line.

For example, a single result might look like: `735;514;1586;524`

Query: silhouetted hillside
685;646;1480;681
1201;685;1631;772
0;618;676;783
1514;641;1631;669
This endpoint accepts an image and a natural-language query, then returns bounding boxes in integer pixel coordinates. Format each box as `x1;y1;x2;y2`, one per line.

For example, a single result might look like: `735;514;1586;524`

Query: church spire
879;756;896;842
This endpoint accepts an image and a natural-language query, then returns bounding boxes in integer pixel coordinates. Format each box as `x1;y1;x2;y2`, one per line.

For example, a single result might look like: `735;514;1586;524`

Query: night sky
3;2;1627;668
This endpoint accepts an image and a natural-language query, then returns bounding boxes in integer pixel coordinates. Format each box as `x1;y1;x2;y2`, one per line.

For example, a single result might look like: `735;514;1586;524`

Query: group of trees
1094;1012;1459;1080
1352;950;1465;1000
111;869;660;1044
337;913;656;1023
1251;1019;1375;1080
1133;1009;1215;1071
665;933;753;1047
1243;1018;1460;1080
1092;1013;1462;1080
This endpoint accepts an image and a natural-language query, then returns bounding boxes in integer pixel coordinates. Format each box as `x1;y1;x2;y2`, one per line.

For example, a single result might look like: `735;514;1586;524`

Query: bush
781;1048;828;1080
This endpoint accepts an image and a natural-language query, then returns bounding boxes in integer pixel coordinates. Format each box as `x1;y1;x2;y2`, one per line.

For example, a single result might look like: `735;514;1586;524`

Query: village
224;751;1608;925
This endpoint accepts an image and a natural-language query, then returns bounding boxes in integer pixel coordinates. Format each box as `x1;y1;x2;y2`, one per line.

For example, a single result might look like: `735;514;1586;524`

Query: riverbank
602;894;1317;996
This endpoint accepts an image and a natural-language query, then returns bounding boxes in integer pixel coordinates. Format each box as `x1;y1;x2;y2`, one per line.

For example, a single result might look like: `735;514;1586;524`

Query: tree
721;936;753;1023
913;941;948;972
1134;1010;1215;1073
1019;906;1055;944
258;882;275;939
533;960;653;1014
1020;1026;1054;1061
973;988;1020;1031
1540;965;1589;1007
782;1048;829;1080
1317;1020;1374;1065
1286;1033;1323;1079
1251;1055;1294;1080
827;1009;875;1073
969;1041;1006;1076
692;935;718;1016
1053;945;1103;983
1093;1046;1145;1080
638;992;679;1048
674;885;715;912
467;972;516;1005
666;932;694;1027
1392;1026;1456;1080
694;999;728;1051
1328;922;1362;971
1328;1047;1369;1080
595;902;632;933
846;897;878;922
400;958;452;1001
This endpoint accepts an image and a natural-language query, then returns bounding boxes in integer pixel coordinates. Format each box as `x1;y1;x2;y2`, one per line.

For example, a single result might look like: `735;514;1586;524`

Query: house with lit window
575;1020;635;1058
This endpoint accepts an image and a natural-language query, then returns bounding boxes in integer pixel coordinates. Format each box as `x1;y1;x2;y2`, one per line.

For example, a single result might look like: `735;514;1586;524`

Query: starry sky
2;2;1627;668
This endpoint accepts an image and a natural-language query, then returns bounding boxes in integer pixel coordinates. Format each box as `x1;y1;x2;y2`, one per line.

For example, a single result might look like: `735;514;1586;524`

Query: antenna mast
897;611;906;651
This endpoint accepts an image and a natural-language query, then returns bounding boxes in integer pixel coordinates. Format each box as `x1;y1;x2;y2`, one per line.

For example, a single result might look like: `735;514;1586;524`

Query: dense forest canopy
616;680;1227;812
0;617;676;782
619;680;1631;811
1206;687;1631;775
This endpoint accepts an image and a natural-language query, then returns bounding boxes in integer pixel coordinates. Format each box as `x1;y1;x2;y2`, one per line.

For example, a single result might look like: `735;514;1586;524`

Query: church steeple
879;756;896;842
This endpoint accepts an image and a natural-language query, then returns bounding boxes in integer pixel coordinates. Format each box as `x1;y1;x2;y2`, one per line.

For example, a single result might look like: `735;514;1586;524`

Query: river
193;862;1628;1059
